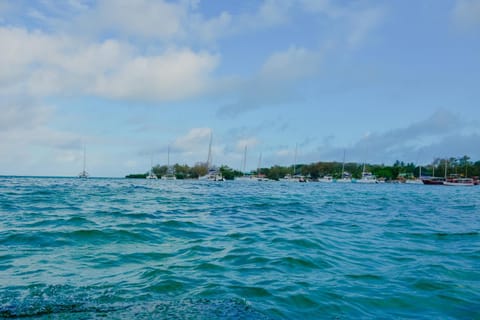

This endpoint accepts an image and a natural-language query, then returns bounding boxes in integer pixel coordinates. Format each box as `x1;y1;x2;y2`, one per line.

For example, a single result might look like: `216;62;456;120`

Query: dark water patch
406;231;479;240
120;252;172;264
139;267;174;281
0;232;70;247
229;285;272;298
272;256;318;270
148;279;185;294
346;273;384;281
412;279;452;292
68;229;151;243
0;297;271;320
290;293;321;310
194;262;226;272
160;219;198;229
186;244;224;254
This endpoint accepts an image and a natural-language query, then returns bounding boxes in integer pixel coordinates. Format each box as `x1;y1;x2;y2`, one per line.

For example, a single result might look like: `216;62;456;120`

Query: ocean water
0;177;479;319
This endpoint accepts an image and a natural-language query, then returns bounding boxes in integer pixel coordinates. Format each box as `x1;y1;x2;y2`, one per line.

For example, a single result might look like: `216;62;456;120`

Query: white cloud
173;127;212;154
235;138;259;150
453;0;480;29
86;0;184;40
347;7;385;48
256;0;293;26
93;48;219;101
0;103;53;132
300;0;386;48
300;0;342;18
260;46;320;82
0;101;85;176
0;26;219;101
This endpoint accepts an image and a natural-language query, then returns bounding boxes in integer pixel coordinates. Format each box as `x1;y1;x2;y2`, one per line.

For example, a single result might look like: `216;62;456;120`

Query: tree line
126;155;480;181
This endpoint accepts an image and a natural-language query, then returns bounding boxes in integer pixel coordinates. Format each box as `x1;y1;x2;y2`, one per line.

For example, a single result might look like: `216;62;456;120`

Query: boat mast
82;144;87;173
167;145;170;167
293;143;297;176
444;158;448;179
341;149;346;178
257;152;262;177
242;145;247;174
206;131;213;169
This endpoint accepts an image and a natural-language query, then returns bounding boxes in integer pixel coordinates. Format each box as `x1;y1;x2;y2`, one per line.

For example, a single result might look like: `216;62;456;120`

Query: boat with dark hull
421;177;445;185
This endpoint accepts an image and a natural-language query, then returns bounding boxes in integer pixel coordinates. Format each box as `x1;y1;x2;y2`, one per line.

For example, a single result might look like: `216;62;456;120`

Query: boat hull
421;179;444;185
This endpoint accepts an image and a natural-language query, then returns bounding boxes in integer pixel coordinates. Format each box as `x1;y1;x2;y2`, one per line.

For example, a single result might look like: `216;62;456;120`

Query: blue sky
0;0;479;177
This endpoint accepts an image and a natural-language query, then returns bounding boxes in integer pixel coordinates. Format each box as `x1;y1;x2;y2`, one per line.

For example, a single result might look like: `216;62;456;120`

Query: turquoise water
0;177;479;319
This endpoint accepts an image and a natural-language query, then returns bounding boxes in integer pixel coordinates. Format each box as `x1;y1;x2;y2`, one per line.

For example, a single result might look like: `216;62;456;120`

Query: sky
0;0;479;177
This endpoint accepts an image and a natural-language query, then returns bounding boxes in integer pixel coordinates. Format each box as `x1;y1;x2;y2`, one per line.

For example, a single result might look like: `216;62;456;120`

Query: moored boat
198;131;224;181
146;172;158;179
357;171;378;184
199;168;224;181
421;177;445;185
443;178;474;186
78;145;89;178
318;175;335;183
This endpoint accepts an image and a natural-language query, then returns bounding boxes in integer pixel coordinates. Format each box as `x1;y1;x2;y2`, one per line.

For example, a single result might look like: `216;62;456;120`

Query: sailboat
337;149;351;183
161;146;176;180
199;132;224;181
443;159;474;186
281;144;306;182
405;164;423;184
236;145;253;181
255;152;269;181
78;145;89;178
356;162;378;184
146;153;158;179
421;159;445;185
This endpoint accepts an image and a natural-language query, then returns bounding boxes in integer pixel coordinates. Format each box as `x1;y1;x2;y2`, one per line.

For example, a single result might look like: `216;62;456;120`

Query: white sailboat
78;145;89;178
356;162;377;184
255;152;269;181
146;153;158;179
199;132;224;181
236;145;253;181
281;144;306;182
161;146;176;180
405;165;423;184
337;150;352;183
318;175;335;183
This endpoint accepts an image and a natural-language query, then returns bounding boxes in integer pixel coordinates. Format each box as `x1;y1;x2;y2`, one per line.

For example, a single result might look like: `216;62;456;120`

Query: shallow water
1;177;479;319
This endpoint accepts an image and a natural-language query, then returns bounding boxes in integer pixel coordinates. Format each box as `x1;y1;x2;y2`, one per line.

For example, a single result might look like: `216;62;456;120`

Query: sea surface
0;177;479;319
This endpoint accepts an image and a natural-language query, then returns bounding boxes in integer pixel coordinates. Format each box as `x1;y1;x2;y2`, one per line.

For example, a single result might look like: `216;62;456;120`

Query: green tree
189;162;208;179
220;165;235;180
458;155;471;177
152;165;167;177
